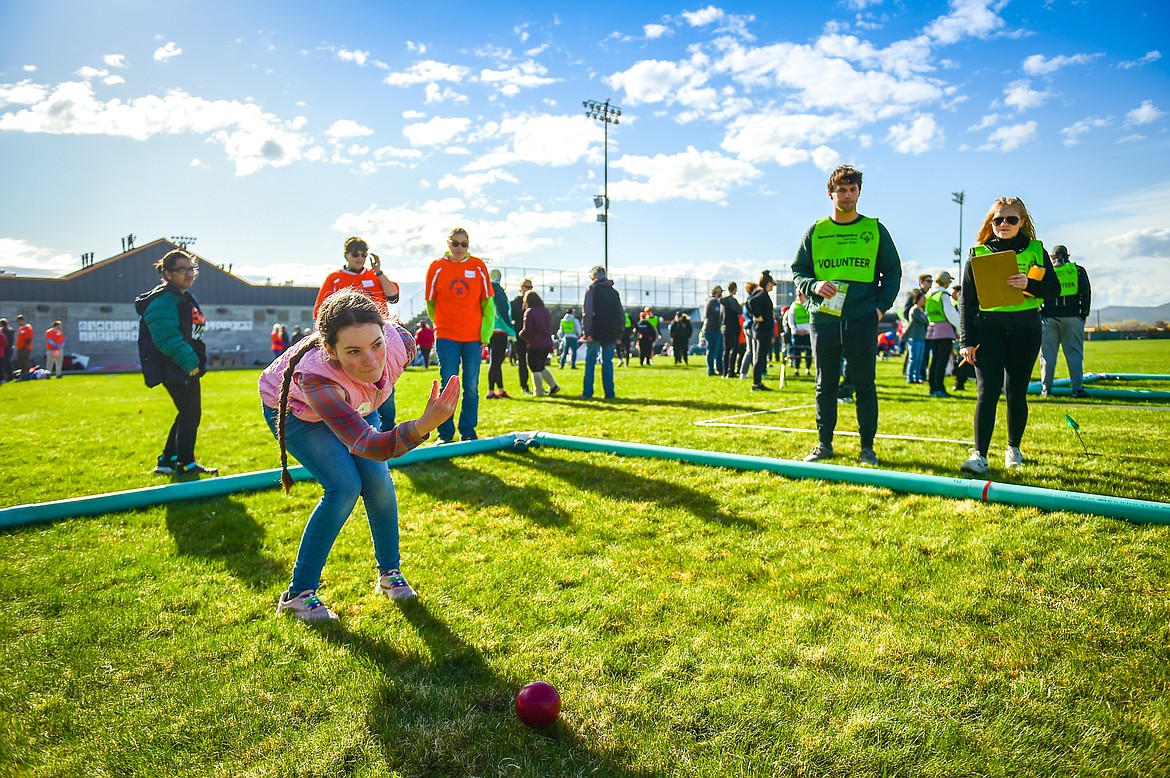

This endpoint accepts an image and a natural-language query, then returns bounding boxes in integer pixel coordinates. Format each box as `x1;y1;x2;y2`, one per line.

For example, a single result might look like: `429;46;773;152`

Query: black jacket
583;279;624;345
719;295;742;334
1040;262;1092;320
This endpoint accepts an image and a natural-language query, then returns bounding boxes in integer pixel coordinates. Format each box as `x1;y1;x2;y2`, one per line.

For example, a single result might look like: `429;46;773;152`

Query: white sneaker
960;450;990;476
276;589;338;622
1005;446;1025;468
375;569;417;601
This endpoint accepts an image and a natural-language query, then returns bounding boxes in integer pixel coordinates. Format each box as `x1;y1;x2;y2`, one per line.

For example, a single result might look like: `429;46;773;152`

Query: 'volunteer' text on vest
811;217;880;284
971;240;1045;312
1054;263;1079;297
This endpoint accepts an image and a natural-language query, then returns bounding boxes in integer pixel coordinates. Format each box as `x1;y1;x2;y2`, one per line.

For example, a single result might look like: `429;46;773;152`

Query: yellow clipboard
970;250;1025;309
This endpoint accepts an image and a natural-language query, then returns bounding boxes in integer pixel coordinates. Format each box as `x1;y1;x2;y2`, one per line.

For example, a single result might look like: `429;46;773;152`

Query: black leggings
163;378;202;465
488;332;508;390
753;329;773;385
928;338;953;393
973;322;1042;456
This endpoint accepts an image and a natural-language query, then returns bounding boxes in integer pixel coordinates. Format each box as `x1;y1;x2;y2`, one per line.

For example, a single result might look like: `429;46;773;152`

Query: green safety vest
560;318;576;334
647;315;659;329
811;216;880;283
971;240;1045;312
1054;263;1079;297
925;289;949;323
790;301;810;324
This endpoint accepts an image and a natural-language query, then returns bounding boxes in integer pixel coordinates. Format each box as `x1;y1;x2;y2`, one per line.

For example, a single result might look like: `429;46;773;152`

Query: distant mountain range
1095;301;1170;326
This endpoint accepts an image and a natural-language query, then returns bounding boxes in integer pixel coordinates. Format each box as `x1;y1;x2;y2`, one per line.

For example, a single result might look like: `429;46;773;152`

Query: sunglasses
991;216;1021;226
449;240;469;248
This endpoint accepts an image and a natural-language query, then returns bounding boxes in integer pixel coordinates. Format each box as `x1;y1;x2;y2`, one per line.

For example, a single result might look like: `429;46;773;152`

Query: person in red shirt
414;319;435;369
316;236;401;428
45;321;66;378
424;227;494;443
15;314;34;379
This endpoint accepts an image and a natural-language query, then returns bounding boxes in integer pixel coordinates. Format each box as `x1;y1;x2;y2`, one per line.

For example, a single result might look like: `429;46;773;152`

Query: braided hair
276;289;385;492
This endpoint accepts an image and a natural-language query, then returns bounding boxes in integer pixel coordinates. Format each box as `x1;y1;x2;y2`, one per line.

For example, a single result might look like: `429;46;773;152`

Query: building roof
0;238;316;306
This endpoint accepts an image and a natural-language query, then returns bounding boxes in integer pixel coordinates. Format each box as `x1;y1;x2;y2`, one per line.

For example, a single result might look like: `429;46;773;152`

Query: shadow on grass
400;450;759;531
318;601;651;777
552;394;760;414
164;495;286;589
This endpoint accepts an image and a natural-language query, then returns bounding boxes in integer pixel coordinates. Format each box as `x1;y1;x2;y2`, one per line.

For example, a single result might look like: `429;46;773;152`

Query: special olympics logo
448;278;471;299
861;231;874;243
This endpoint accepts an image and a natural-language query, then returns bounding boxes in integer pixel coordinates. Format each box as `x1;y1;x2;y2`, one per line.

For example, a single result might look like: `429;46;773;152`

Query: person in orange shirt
45;321;66;378
315;236;401;428
15;314;34;379
425;227;494;444
314;236;400;317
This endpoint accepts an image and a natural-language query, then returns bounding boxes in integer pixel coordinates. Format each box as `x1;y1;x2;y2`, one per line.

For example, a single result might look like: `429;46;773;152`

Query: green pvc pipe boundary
1028;373;1170;400
2;432;1167;530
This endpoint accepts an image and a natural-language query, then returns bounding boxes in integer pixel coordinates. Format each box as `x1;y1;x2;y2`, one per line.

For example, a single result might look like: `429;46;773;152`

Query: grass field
2;339;1168;776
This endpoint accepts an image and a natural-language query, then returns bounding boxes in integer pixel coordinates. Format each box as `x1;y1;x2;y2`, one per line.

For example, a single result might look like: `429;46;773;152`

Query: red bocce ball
515;681;561;729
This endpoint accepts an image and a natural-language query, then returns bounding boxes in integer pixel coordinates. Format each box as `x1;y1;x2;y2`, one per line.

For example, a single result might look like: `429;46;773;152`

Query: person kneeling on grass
258;290;459;622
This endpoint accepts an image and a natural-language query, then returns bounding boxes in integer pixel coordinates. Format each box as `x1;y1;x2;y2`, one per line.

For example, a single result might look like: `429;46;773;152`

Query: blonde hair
448;227;469;242
975;197;1037;245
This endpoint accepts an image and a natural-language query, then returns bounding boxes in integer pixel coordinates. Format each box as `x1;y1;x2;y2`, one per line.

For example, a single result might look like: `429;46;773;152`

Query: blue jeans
905;339;926;383
263;405;401;595
704;331;722;374
559;335;578;368
582;340;615;398
435;338;482;440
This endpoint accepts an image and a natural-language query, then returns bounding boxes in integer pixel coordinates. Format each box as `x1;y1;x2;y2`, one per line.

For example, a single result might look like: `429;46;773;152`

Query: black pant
928;338;953;393
488;332;509;390
163;378;202;465
811;316;879;447
672;336;689;363
721;331;739;376
514;336;529;390
973;321;1042;456
753;329;773;385
419;347;432;368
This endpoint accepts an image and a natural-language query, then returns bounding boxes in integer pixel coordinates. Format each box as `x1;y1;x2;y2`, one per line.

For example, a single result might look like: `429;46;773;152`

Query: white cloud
1022;52;1099;75
0;80;49;107
153;42;183;62
437;168;520;200
722;110;858;164
923;0;1008;46
463;114;596;171
609;146;761;203
1060;116;1110;146
103;75;125;86
337;48;370;67
0;237;78;276
1118;50;1161;69
1003;79;1052;111
189;158;205;167
967;113;1003;131
886;113;943;154
644;24;671;40
1126;100;1164;126
682;6;725;27
324;119;374;139
402;116;471;146
1102;227;1170;259
604;57;717;111
384;60;470;86
103;54;127;69
0;80;312;175
423;83;468;104
402;109;426;119
22;65;37;72
978;121;1037;151
479;60;559;94
406;41;427;55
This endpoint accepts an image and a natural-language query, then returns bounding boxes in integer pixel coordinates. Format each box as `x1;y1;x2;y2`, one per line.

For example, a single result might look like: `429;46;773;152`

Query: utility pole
951;191;965;275
584;98;622;275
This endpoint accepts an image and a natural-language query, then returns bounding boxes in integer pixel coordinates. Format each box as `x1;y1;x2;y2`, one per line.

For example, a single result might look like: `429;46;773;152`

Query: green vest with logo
811;217;880;283
1054;263;1079;297
925;289;949;323
971;240;1045;312
560;318;576;335
790;301;810;324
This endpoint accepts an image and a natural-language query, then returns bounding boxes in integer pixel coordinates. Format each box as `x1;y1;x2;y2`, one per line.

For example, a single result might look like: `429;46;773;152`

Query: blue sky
1;0;1167;309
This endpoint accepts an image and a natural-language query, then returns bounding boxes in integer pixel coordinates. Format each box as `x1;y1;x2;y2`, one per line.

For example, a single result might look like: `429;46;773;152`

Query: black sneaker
1071;388;1091;398
549;385;561;396
804;443;835;462
751;384;772;391
154;455;179;475
859;448;879;467
177;462;219;476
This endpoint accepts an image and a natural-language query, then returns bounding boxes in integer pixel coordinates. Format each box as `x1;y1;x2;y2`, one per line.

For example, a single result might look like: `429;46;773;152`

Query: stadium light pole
952;191;965;274
584;98;621;275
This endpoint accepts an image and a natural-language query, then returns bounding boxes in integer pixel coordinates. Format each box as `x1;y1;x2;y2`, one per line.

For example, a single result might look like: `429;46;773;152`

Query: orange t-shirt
45;328;65;353
425;256;493;342
315;268;387;317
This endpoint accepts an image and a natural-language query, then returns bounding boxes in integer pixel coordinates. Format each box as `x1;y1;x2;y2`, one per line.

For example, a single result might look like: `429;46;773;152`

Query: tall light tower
952;191;965;273
584;98;621;274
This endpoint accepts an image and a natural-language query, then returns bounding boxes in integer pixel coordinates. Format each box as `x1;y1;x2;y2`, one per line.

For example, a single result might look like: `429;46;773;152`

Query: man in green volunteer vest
792;164;902;466
1039;245;1092;398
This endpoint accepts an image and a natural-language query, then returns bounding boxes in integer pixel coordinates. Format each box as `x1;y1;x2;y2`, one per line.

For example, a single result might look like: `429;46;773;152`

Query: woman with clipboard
957;197;1060;476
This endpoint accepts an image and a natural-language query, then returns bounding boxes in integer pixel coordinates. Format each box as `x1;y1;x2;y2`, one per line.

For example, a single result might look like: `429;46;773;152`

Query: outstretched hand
415;376;461;436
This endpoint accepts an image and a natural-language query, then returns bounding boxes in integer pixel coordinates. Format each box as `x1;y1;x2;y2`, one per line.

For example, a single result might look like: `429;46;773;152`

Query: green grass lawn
1;339;1168;776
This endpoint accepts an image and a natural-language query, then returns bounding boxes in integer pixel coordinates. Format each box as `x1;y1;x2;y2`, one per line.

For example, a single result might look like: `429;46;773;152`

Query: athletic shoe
521;387;533;395
858;448;879;467
1071;388;1091;399
1005;446;1025;468
804;443;835;462
929;391;951;398
485;391;499;400
496;390;510;399
750;384;772;391
960;451;990;476
837;396;854;404
154;455;179;475
276;589;338;623
375;569;417;601
549;385;561;396
578;393;594;399
1040;388;1051;397
177;462;218;476
434;437;453;445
